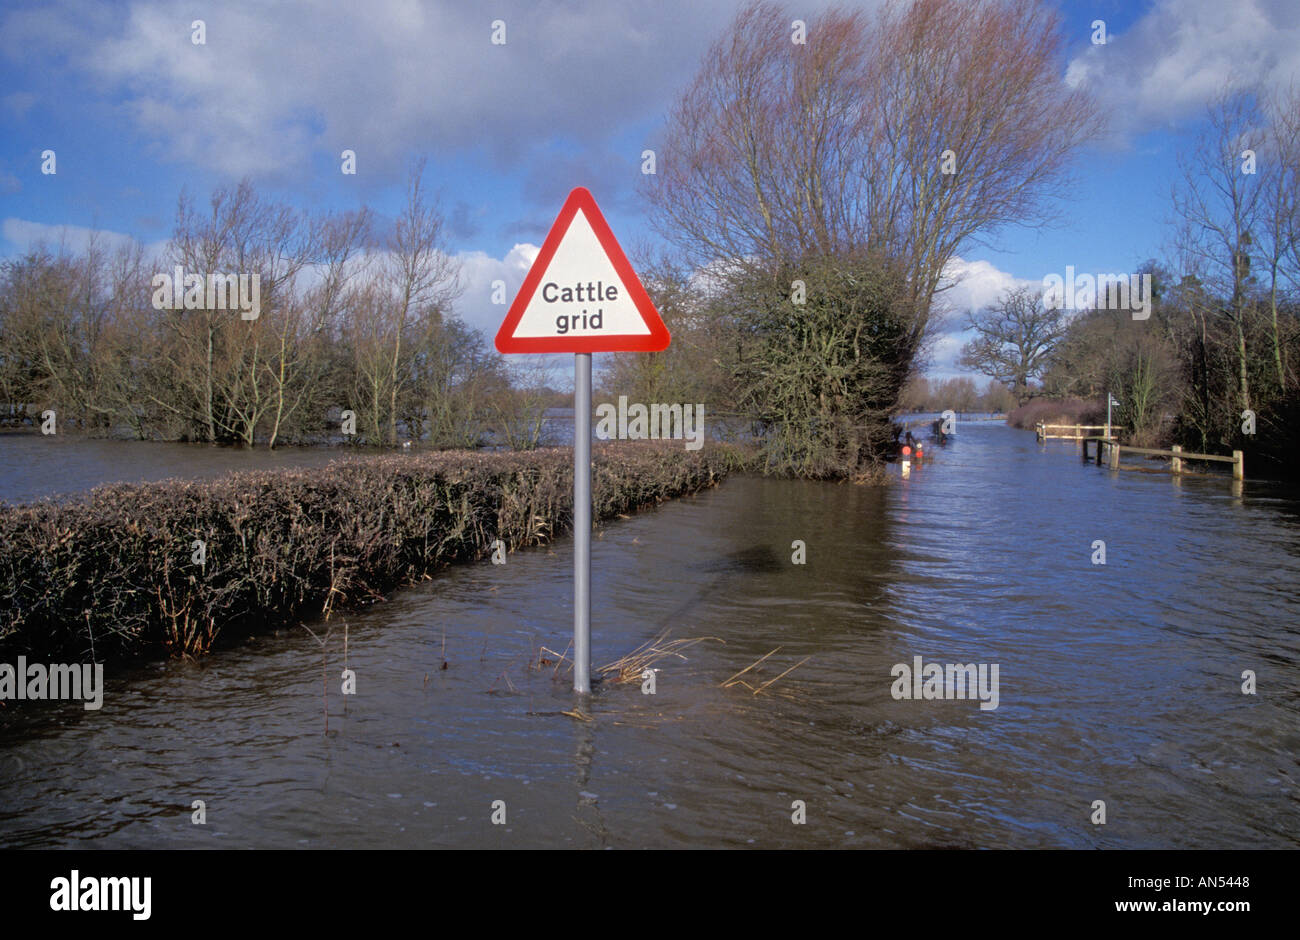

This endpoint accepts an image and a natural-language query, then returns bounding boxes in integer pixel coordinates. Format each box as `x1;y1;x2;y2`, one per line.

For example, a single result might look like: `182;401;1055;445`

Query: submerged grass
530;630;724;687
0;442;734;662
595;629;724;684
721;646;812;697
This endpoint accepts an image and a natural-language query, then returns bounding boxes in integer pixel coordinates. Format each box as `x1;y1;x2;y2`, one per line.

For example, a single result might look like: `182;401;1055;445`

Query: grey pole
573;352;592;694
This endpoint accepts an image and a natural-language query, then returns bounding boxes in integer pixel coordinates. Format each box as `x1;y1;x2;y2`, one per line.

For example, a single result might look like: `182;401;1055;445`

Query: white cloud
925;256;1036;378
453;242;539;338
1;217;167;260
934;256;1035;328
453;243;585;388
1065;0;1300;140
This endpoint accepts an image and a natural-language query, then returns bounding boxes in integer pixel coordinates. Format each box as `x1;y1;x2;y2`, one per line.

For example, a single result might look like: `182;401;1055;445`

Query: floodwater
0;431;368;504
1;421;1297;848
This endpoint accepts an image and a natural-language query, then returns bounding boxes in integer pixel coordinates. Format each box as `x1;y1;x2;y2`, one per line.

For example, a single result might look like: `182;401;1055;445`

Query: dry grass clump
721;646;812;696
536;631;810;701
530;631;724;686
595;629;724;683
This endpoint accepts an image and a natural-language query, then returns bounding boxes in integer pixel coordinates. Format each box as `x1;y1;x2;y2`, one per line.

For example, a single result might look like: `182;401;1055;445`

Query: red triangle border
494;187;670;354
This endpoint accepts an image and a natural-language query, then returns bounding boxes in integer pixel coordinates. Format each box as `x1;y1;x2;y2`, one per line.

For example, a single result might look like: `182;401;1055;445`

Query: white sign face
510;208;650;339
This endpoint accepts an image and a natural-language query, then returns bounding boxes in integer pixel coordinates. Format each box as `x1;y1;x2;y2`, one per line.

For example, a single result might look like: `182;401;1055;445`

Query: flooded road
1;421;1297;848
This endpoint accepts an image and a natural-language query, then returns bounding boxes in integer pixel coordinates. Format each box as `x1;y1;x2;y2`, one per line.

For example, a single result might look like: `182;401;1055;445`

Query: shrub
1006;397;1105;431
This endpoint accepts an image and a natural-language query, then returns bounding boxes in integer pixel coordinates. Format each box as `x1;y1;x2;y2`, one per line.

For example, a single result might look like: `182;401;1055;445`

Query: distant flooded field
0;431;368;504
1;421;1297;848
0;410;612;504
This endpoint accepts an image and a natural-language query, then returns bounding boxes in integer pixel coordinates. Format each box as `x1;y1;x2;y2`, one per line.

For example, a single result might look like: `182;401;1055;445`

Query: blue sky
3;0;1299;382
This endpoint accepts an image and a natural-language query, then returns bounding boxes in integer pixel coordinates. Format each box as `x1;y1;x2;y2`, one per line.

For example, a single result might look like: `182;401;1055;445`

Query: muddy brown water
0;422;1297;848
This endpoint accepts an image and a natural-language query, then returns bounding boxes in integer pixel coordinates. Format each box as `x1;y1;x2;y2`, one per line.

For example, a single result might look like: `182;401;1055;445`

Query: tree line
959;82;1300;470
0;161;559;449
896;375;1017;415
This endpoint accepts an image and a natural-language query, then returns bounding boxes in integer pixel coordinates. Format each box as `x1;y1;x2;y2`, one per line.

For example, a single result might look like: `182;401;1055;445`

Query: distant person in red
903;430;925;461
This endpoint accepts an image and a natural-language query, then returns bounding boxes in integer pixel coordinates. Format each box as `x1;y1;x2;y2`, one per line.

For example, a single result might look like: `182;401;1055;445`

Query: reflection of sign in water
494;187;669;353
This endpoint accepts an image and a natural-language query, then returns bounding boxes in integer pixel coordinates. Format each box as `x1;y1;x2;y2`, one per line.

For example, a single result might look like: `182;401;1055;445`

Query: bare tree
959;285;1068;401
930;376;980;413
344;275;398;443
646;0;1100;341
896;373;931;412
95;238;154;438
1259;82;1300;389
266;208;370;448
0;182;512;452
1171;83;1265;414
381;159;462;445
600;253;726;406
491;358;556;451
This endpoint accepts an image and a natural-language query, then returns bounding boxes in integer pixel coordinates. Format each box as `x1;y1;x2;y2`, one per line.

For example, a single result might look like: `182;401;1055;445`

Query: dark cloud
0;0;751;179
448;201;482;240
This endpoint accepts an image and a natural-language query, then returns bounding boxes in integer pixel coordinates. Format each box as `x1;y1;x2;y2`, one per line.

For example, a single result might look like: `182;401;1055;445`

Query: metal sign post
494;187;670;699
573;352;592;694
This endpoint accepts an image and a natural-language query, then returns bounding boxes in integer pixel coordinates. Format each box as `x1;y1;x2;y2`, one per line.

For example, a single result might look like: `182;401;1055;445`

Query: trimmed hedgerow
0;442;733;661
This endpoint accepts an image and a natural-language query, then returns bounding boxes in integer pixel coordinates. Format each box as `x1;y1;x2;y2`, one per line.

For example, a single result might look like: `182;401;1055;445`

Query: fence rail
1037;422;1244;480
1108;443;1242;479
1036;422;1124;441
1077;438;1243;479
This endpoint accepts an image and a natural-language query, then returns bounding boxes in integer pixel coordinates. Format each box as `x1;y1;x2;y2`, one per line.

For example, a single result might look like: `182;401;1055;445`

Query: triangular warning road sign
495;187;670;353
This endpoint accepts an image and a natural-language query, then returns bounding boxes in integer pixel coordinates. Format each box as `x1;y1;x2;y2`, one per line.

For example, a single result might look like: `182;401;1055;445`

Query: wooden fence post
1233;450;1244;480
1109;442;1120;470
1171;444;1182;475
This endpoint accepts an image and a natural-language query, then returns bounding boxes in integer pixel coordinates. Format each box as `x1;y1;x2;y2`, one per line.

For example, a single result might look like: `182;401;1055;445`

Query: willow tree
647;0;1099;333
643;0;1100;472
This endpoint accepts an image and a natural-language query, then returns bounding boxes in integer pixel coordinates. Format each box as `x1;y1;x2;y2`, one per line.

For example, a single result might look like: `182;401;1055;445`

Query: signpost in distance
495;187;669;694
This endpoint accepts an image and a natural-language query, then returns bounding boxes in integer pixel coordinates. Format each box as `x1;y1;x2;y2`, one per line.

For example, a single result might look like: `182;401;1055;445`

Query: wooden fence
1077;437;1243;479
1097;442;1244;480
1039;423;1244;480
1036;422;1123;441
